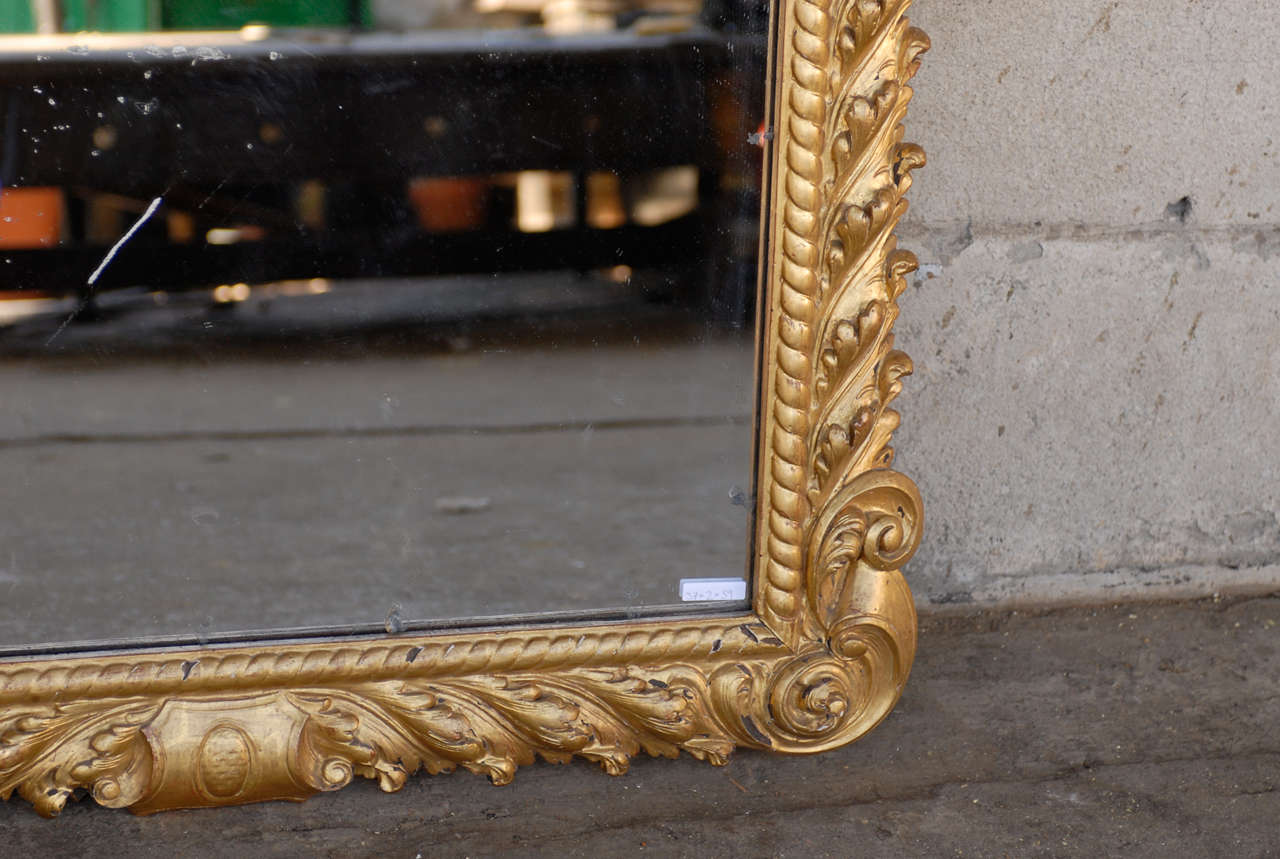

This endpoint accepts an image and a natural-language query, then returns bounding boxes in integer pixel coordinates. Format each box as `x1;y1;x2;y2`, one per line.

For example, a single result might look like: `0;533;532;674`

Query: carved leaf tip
902;25;931;75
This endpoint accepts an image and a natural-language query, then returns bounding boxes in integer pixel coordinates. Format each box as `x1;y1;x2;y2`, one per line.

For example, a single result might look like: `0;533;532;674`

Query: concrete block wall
892;0;1280;607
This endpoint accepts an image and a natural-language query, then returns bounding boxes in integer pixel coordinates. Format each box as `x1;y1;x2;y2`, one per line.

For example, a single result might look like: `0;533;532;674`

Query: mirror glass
0;0;768;652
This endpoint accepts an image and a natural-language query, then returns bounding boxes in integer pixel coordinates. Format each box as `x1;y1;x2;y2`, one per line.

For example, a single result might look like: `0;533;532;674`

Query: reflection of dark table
0;28;765;305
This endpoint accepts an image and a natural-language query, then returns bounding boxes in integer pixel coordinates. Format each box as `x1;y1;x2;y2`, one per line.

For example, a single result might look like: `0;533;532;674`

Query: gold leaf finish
0;0;927;816
759;0;926;646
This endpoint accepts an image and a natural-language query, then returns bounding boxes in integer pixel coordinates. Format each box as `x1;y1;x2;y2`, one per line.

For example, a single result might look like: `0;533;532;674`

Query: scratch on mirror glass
530;135;563;151
195;178;229;210
45;195;164;346
1;552;17;594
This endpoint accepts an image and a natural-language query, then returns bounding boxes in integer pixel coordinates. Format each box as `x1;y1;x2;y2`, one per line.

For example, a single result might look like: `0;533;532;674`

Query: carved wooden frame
0;0;928;817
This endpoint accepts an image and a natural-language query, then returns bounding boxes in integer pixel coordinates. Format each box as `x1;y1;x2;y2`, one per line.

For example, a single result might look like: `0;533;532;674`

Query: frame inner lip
0;601;758;663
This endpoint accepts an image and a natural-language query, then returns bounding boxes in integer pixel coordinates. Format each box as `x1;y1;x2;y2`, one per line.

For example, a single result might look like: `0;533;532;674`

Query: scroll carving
0;0;927;817
760;0;927;646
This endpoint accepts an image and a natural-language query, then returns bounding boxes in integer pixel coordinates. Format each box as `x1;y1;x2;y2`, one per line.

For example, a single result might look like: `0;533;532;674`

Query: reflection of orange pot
408;177;489;232
0;188;63;249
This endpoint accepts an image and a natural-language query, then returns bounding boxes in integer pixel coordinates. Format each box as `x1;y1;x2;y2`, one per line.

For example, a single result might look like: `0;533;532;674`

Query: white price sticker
679;578;748;602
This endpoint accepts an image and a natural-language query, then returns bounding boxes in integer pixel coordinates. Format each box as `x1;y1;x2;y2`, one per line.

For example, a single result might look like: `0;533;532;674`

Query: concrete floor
2;595;1276;856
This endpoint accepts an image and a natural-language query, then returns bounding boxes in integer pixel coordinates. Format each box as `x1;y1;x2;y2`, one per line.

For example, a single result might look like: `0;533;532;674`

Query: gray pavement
2;422;754;647
2;595;1276;856
1;307;756;649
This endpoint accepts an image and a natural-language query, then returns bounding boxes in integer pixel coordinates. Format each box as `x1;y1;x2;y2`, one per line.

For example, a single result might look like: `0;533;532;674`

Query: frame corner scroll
750;0;928;750
0;0;928;817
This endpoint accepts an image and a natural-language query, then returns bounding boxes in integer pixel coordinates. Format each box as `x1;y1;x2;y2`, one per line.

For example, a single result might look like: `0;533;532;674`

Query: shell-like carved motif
196;725;252;799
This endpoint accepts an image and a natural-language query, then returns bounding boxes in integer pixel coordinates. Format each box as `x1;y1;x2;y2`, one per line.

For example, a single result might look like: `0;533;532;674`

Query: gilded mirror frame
0;0;928;817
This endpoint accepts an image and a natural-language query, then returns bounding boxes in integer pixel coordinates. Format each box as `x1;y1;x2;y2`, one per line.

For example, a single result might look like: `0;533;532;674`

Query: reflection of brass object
0;0;928;817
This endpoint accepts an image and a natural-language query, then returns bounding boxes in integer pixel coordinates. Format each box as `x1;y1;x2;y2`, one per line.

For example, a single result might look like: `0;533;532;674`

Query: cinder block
894;226;1280;604
904;0;1280;229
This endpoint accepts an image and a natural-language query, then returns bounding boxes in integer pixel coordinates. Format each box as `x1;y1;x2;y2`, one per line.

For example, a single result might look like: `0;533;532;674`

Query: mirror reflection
0;0;767;651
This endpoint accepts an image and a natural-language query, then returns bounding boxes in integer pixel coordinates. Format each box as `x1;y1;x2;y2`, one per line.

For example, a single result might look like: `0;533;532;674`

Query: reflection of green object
2;0;35;32
0;1;157;31
162;0;369;30
0;0;369;33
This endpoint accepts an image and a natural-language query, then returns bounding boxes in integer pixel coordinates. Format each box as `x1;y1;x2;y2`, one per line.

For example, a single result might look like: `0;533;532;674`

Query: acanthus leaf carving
0;700;159;817
760;0;925;647
806;469;923;639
